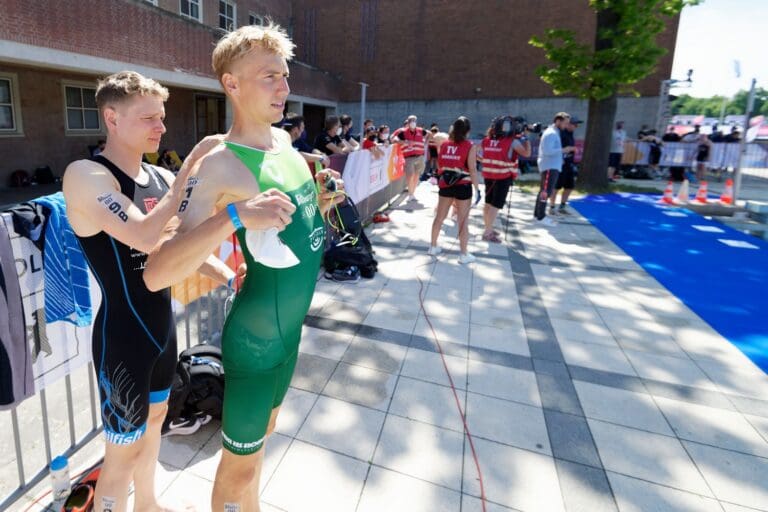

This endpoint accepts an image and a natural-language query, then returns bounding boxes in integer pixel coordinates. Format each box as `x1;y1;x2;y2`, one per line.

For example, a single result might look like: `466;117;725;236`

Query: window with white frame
0;73;23;135
64;84;100;133
180;0;202;22
248;12;264;26
219;0;236;30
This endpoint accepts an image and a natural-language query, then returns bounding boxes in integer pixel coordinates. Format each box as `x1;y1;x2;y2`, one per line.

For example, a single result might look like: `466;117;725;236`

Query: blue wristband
226;203;243;231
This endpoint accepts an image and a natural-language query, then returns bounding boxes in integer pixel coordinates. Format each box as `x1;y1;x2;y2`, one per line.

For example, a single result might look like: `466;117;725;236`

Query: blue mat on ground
572;193;768;373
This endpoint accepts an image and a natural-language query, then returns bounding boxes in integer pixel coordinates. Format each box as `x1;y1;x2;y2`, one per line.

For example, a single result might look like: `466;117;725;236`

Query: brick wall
291;0;679;102
0;64;203;182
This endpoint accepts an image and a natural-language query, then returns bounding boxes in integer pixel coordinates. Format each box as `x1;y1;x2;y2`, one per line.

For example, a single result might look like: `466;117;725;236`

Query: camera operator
479;115;531;243
535;112;576;225
551;116;582;215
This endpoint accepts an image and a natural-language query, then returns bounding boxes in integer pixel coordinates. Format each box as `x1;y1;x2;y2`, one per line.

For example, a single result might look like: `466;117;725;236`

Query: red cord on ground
417;277;487;512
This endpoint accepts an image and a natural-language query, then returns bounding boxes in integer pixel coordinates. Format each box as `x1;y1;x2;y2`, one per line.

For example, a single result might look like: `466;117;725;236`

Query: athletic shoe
558;204;570;215
324;266;361;283
61;466;100;512
482;232;502;243
458;252;477;264
549;206;558;216
407;195;418;202
427;246;443;256
196;413;213;426
539;217;557;227
162;416;201;437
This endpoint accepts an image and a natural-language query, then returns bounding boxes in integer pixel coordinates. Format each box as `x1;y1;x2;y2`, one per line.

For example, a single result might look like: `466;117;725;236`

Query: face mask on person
381;132;389;138
409;121;417;130
336;127;342;136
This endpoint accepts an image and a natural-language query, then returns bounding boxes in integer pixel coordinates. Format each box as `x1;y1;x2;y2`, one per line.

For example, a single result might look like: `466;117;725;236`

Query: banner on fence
2;213;94;392
620;141;768;168
344;145;405;204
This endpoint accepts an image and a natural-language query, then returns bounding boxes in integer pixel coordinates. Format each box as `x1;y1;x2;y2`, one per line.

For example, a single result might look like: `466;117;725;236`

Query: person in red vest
479;116;531;243
393;114;432;203
429;116;479;264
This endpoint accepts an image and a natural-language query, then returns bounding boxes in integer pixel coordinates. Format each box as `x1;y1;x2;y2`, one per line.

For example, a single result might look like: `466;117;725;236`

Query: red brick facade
291;0;679;102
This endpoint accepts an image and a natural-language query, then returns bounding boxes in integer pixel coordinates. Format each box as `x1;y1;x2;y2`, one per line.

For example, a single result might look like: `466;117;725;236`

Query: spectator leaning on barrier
536;112;575;225
377;124;391;146
314;115;349;156
479;115;531;243
282;113;330;168
340;114;361;150
695;133;713;183
640;129;664;178
608;120;626;182
552;115;582;215
393;114;432;203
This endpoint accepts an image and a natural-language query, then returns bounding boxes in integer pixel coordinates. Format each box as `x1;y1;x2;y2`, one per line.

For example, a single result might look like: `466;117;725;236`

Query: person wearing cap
281;113;331;167
535;112;576;224
392;115;432;202
552;115;582;215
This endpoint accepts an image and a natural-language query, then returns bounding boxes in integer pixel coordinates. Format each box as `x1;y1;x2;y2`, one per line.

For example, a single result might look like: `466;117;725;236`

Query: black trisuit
76;155;177;444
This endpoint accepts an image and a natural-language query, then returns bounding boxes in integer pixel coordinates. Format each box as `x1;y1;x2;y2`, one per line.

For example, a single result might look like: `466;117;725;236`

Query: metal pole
359;82;368;139
656;80;672;135
734;78;756;203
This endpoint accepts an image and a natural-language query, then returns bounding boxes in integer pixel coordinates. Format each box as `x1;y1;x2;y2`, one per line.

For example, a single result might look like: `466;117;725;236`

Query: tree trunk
580;6;620;190
580;93;618;189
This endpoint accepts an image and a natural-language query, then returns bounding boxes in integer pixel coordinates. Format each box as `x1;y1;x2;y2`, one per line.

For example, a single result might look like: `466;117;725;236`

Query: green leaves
529;0;700;100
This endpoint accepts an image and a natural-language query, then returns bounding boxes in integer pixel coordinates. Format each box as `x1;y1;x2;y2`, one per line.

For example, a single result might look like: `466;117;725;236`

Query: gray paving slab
555;459;619;512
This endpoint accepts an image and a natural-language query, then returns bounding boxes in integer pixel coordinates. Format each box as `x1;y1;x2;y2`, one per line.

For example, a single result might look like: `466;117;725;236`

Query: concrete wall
340;97;661;142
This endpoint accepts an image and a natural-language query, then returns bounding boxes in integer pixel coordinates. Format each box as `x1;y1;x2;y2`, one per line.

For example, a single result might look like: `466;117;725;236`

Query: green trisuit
220;138;324;455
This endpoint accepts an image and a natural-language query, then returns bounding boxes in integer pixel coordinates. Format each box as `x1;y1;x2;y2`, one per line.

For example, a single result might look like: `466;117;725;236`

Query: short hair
364;118;373;126
339;114;352;126
95;71;169;112
282;112;304;131
212;22;295;81
553;112;570;123
378;124;389;133
324;115;340;131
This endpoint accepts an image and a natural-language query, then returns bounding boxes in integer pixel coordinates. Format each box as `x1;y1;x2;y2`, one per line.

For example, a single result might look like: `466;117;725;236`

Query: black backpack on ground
324;197;378;278
166;344;225;423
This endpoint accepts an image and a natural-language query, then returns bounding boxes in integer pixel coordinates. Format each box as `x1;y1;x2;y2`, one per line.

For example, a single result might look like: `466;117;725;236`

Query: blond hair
212;22;295;80
95;71;169;111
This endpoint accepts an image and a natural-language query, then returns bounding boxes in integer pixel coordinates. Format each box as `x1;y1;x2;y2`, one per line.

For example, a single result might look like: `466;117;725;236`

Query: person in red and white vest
429;116;480;264
479;116;531;243
392;114;433;203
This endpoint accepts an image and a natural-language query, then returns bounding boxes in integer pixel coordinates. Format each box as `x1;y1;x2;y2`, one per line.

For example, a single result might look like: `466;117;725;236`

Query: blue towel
33;193;92;327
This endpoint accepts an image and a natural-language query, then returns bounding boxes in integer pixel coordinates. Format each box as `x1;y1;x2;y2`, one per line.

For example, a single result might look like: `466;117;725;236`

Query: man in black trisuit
63;71;229;512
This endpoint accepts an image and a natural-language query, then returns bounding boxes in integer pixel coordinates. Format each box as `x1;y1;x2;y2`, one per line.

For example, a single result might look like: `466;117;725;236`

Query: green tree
671;89;768;118
530;0;699;189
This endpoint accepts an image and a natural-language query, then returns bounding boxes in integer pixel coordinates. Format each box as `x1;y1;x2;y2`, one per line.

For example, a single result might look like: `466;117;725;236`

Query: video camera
513;116;542;135
492;115;542;138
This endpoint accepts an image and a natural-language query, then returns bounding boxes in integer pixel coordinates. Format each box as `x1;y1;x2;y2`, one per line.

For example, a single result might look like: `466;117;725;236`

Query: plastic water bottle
50;455;71;502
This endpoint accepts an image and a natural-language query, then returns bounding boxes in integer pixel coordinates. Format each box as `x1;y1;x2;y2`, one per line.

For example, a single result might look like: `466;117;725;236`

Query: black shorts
608;152;622;168
429;146;438;159
484;177;513;209
439;183;472;200
555;166;576;190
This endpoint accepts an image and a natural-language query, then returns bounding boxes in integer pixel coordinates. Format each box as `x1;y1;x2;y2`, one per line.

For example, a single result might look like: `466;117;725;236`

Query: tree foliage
528;0;699;189
529;0;698;100
671;89;768;117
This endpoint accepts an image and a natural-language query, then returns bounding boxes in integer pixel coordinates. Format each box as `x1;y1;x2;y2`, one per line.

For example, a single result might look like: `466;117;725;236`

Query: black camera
525;122;543;134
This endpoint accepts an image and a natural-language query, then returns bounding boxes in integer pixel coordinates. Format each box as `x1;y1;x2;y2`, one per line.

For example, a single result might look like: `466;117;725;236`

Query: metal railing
0;162;404;510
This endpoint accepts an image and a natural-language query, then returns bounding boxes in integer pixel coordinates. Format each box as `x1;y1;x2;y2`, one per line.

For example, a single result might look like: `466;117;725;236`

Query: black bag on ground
34;166;56;184
533;194;547;220
166;344;225;423
324;197;378;278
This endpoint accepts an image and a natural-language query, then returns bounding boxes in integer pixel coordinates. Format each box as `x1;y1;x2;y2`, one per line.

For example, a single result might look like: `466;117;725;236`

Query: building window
64;84;101;133
219;0;236;30
144;0;158;5
0;73;23;136
180;0;202;22
249;12;264;26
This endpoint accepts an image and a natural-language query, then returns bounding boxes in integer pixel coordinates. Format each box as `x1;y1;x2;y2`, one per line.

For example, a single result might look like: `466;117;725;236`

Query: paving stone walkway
15;179;768;512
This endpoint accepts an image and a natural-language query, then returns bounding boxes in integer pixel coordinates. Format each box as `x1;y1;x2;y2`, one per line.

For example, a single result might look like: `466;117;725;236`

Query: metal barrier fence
0;160;405;510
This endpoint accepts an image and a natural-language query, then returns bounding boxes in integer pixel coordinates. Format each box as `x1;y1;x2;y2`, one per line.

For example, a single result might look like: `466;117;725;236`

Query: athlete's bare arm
143;143;295;291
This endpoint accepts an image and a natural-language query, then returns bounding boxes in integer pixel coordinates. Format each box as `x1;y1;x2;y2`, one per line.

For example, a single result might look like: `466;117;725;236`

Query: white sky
671;0;766;98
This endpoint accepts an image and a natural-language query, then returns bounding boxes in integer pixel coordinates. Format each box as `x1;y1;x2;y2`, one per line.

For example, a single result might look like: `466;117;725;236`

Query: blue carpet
572;193;768;373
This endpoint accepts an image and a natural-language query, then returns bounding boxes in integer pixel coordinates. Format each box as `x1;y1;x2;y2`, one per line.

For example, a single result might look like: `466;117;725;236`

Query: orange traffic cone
694;181;708;203
676;179;690;204
659;181;674;204
720;178;734;204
